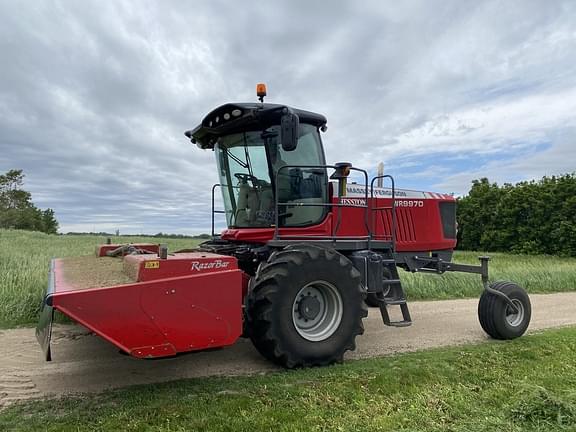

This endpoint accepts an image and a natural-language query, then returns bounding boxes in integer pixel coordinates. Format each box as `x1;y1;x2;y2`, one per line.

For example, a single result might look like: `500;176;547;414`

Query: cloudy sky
1;0;575;234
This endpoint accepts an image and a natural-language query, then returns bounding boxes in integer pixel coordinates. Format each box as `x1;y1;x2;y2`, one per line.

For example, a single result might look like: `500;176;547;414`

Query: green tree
457;173;576;256
0;169;59;234
41;208;59;234
456;178;503;251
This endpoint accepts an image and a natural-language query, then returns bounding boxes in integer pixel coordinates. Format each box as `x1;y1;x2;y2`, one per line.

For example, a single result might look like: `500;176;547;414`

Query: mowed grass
0;229;200;328
1;326;576;431
1;229;575;328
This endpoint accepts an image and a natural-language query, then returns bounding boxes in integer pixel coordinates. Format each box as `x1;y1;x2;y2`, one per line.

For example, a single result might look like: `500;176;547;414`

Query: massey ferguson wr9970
37;85;531;368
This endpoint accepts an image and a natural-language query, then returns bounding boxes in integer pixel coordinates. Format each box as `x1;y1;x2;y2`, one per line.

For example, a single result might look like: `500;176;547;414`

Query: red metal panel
123;252;238;282
220;214;334;242
220;194;457;252
139;270;242;354
51;266;243;358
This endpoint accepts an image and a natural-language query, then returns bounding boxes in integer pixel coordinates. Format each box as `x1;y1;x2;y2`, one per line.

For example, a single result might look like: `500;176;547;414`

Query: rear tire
478;281;531;340
246;244;367;368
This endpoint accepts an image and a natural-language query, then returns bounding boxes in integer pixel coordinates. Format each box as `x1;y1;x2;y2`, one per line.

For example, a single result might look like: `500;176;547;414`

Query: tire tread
246;244;367;368
478;281;531;340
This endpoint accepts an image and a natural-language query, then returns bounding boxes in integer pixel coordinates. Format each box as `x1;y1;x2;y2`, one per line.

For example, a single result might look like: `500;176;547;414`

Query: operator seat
235;179;274;226
235;181;256;226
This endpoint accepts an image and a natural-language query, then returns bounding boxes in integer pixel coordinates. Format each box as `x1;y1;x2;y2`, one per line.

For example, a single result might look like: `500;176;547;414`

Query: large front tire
246;245;367;368
478;281;531;340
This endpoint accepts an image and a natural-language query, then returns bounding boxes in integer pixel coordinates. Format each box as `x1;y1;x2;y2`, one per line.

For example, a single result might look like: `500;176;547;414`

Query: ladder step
387;320;412;328
382;279;401;285
379;301;413;327
365;293;404;303
366;296;406;305
384;298;406;305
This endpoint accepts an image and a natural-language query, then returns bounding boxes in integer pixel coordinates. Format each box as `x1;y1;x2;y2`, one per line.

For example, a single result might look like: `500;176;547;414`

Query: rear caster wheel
478;281;531;340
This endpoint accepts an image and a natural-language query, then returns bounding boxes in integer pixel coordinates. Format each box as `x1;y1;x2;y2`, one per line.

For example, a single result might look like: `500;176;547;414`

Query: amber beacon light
256;83;267;102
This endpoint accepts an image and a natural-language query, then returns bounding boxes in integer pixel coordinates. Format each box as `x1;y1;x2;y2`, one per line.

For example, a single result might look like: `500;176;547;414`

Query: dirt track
1;292;575;407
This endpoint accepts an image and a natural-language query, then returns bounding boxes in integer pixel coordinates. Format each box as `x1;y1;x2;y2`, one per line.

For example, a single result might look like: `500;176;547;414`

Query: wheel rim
505;299;525;327
292;281;343;342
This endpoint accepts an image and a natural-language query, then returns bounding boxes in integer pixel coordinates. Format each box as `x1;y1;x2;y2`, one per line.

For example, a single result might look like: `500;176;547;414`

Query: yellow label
144;261;160;269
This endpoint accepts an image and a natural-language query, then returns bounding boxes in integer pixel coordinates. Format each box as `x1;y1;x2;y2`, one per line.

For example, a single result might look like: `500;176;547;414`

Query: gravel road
1;292;575;407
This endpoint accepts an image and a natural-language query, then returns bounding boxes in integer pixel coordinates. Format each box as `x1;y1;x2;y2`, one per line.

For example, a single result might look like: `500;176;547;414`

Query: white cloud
434;128;576;194
1;0;575;233
387;87;576;157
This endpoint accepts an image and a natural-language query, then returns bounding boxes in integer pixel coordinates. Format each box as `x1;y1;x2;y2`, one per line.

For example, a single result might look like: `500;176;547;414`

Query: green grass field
1;229;575;328
1;326;575;431
0;229;200;328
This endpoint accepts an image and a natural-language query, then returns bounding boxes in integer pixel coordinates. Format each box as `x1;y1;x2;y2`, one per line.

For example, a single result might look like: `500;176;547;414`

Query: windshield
215;123;327;228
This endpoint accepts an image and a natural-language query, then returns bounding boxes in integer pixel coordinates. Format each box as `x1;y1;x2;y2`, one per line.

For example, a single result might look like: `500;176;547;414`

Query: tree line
64;232;211;239
0;169;59;234
3;168;575;256
456;173;576;256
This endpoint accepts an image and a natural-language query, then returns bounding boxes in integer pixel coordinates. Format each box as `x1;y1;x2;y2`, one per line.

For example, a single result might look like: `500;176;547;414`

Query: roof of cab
185;103;327;149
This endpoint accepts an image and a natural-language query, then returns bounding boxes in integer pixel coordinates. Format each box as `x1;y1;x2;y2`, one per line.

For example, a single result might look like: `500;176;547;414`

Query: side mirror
281;110;299;151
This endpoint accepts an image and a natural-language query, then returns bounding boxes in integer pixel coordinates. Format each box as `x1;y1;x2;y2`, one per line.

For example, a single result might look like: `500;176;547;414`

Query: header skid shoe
37;251;243;361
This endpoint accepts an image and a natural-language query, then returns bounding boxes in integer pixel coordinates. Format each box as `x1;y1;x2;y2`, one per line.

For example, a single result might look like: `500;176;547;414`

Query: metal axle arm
409;255;519;313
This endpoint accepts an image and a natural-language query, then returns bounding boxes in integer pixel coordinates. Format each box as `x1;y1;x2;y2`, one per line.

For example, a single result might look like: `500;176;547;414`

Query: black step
365;296;406;306
379;302;412;327
381;279;401;286
387;320;412;328
383;298;406;305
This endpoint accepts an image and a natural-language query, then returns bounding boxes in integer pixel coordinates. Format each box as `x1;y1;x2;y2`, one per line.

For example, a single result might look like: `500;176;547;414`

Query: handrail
213;168;398;252
211;184;225;239
211;183;242;239
370;175;397;252
273;165;370;243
